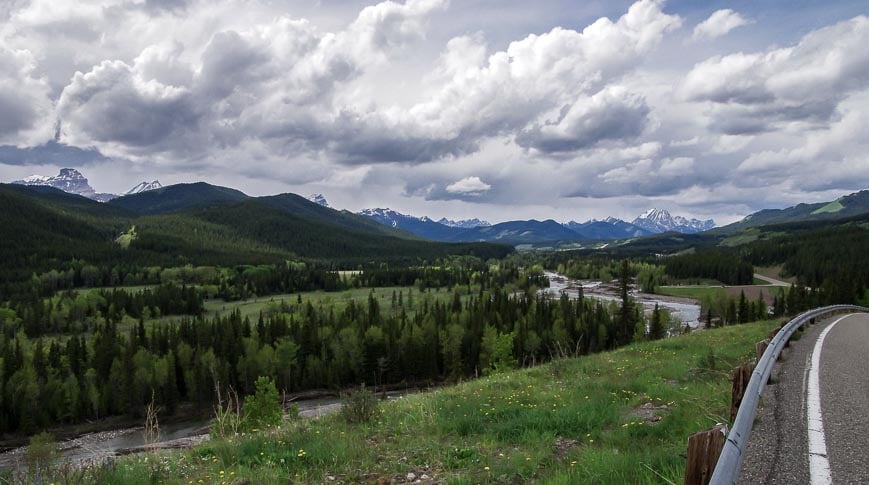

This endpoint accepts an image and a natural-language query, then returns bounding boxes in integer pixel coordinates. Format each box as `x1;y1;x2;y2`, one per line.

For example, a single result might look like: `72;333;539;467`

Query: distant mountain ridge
438;217;490;228
12;168;163;202
714;189;869;234
0;182;512;270
107;182;250;215
563;219;653;239
359;208;466;241
358;207;715;244
12;168;117;202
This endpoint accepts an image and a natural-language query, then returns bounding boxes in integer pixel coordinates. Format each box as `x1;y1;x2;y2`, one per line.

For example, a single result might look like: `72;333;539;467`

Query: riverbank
81;319;779;484
0;387;427;471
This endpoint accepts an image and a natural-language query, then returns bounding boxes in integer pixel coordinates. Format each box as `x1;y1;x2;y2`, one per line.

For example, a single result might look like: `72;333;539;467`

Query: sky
0;0;867;224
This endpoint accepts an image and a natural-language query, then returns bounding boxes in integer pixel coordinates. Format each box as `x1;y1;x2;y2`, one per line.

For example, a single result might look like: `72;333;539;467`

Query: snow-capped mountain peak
21;174;51;184
437;217;491;228
359;208;409;228
12;168;124;202
13;168;96;198
632;208;715;234
125;180;162;195
307;194;329;207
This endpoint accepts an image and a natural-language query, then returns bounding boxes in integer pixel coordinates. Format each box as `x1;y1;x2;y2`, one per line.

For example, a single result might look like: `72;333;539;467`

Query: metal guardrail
710;304;869;484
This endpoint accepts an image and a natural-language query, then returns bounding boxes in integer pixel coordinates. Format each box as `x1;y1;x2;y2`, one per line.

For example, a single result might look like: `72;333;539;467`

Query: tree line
0;269;652;434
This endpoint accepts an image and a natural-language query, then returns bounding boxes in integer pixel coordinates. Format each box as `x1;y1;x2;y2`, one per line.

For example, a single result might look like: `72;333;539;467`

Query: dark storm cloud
57;58;204;155
0;92;39;138
0;140;106;167
516;88;651;153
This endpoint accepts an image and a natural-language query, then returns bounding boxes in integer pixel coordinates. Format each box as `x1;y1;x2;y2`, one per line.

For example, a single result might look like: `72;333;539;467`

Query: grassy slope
102;320;777;484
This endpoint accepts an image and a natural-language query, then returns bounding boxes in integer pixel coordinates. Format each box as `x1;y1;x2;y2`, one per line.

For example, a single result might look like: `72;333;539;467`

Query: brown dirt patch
628;402;670;425
552;436;579;458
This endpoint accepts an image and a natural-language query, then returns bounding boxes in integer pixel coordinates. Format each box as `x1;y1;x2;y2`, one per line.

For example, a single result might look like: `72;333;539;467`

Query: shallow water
0;390;413;470
543;272;701;329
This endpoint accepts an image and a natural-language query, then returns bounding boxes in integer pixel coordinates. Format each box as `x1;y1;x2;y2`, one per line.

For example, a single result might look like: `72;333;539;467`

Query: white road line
806;314;855;485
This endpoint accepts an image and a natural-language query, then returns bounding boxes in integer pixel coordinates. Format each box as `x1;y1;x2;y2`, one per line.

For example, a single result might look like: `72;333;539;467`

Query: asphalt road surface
740;312;869;484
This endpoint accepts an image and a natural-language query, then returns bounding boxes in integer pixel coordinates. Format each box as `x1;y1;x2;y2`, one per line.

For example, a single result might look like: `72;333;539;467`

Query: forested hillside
0;184;512;278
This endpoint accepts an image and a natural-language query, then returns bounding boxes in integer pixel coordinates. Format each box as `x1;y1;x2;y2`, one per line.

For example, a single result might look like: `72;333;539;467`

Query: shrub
695;348;717;377
27;431;58;476
242;376;282;431
341;385;381;424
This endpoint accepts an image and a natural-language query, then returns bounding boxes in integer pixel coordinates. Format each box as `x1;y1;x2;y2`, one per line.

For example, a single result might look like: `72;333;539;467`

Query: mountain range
356;207;711;243
12;168;163;202
711;190;869;234
0;181;510;274
7;168;868;247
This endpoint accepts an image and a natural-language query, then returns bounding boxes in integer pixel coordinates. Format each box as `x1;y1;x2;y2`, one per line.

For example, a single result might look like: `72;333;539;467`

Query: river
543;271;702;330
0;390;413;471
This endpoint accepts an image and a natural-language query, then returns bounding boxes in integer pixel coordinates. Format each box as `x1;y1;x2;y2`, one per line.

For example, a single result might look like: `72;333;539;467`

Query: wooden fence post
730;363;753;422
755;339;770;365
685;424;728;485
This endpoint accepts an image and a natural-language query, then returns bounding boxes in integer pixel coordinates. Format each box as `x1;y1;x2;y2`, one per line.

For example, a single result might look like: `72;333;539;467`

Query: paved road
753;273;791;287
741;313;869;484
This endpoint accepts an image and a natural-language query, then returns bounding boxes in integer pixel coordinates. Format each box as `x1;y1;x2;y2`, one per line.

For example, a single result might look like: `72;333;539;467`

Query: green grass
204;285;486;321
114;225;137;249
810;200;844;215
85;320;777;484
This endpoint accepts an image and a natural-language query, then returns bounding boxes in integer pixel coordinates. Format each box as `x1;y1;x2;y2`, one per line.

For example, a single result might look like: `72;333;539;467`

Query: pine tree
649;304;665;340
615;260;636;347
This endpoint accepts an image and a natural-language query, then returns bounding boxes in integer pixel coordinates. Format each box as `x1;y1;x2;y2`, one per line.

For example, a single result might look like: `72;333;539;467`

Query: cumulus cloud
445;176;491;195
2;0;867;223
693;9;750;40
683;16;869;134
45;0;683;168
52;0;452;162
516;87;651;152
57;57;200;155
399;0;681;158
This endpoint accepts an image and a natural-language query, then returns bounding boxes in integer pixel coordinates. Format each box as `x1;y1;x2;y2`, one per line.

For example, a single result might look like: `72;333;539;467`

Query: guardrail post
685;424;728;485
730;363;753;422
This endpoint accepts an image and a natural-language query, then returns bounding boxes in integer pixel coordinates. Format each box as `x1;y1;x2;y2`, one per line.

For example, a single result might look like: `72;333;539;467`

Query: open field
204;284;486;321
94;319;779;484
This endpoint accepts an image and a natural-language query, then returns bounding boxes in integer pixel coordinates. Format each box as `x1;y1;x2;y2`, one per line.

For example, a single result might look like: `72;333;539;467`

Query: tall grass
81;320;776;484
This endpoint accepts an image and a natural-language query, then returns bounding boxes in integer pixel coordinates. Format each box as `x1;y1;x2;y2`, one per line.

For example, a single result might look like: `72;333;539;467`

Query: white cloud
446;176;491;195
1;0;867;223
693;9;750;40
683;16;869;134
